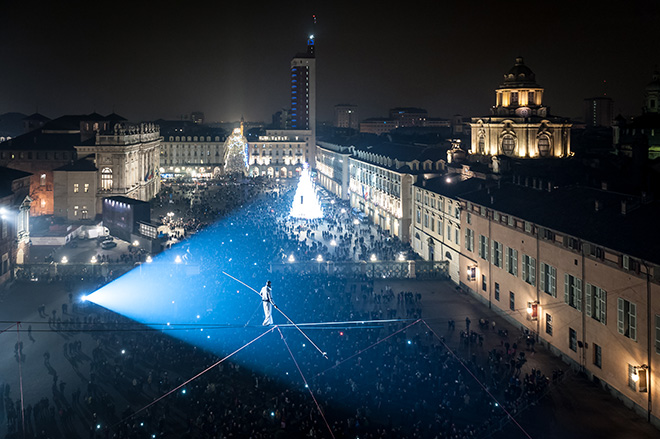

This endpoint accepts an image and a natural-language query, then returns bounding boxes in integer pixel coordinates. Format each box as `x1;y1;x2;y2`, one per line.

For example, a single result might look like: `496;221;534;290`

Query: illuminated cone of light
290;163;323;219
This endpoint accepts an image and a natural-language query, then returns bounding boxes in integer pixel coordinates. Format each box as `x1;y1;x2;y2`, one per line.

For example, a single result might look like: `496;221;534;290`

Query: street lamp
175;255;182;264
146;255;153;263
288;254;295;263
316;255;323;262
90;256;97;264
61;256;68;264
370;254;377;262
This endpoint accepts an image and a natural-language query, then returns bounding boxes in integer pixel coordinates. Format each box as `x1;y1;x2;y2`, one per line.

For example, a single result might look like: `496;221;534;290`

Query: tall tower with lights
290;35;316;134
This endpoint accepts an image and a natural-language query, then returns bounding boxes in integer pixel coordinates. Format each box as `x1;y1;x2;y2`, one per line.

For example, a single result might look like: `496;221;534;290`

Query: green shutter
630;302;637;341
585;284;592;317
618;298;624;335
564;274;569;304
601;289;607;324
540;263;546;292
576;278;582;312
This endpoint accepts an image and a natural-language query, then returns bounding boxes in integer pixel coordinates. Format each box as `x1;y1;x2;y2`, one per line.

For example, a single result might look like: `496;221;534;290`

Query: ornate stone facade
74;123;162;214
470;57;571;158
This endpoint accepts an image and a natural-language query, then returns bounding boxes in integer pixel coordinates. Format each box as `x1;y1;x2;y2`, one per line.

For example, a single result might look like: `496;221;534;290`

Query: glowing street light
316;255;323;262
175;255;182;264
370;254;377;262
133;240;140;247
330;239;337;246
288;254;296;263
90;256;97;264
397;253;406;262
146;255;153;263
61;256;68;264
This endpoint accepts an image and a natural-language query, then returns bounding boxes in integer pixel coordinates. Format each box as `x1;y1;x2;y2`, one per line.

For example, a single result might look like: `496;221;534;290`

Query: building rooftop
459;182;660;264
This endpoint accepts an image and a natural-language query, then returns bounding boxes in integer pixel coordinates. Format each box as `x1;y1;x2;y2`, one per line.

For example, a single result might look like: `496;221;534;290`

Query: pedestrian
260;280;274;326
465;317;471;332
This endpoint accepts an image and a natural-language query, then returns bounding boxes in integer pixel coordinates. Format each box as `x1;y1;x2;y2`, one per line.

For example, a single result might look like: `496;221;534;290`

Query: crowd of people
1;176;554;439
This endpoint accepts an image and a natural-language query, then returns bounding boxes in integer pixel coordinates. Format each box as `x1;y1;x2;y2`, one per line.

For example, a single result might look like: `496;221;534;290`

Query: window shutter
531;258;536;286
522;255;528;281
576;278;582;312
564;274;569;305
631;302;637;341
540;263;546;292
513;250;518;276
491;241;495;265
618;298;624;335
506;248;509;272
585;284;592;317
601;291;607;324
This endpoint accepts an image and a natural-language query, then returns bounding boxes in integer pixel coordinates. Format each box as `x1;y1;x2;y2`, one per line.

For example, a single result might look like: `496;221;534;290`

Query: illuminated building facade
348;144;445;241
315;141;351;200
75;122;162;215
470;57;571;158
457;181;660;428
0;167;31;287
0;114;122;216
158;126;226;179
411;177;490;284
248;130;312;178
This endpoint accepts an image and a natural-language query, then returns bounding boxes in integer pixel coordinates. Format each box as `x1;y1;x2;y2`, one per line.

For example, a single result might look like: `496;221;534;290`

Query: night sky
0;1;658;124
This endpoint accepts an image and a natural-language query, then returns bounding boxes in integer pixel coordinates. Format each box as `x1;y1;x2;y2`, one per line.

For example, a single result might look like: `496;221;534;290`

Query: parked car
101;240;117;249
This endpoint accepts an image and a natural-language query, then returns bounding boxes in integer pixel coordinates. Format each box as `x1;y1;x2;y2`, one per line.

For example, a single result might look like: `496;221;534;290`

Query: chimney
595;200;601;212
621;200;627;215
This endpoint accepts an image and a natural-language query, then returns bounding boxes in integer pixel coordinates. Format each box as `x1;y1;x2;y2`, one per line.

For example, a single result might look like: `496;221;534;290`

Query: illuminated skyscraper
290;35;316;134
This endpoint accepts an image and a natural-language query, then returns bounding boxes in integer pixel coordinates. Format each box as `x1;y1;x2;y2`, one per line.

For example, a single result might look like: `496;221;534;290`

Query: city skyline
0;2;658;123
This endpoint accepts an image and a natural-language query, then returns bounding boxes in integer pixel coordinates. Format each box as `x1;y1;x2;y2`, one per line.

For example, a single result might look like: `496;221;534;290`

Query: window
40;174;46;186
465;229;474;252
522;254;536;286
509;291;515;311
84;183;89;193
424;213;429;228
545;313;553;336
447;224;452;242
1;219;7;239
482;274;487;292
101;168;113;190
505;247;518;276
438;219;443;236
564;274;582;311
430;216;435;232
629;364;638;391
594;344;602;368
540;263;557;297
466;212;472;224
656;315;660;354
586;284;607;324
618;298;637;341
502;135;515;156
416;210;421;224
455;229;460;246
494;283;500;301
73;183;79;193
569;328;577;352
492;241;503;268
73;206;78;216
479;235;489;260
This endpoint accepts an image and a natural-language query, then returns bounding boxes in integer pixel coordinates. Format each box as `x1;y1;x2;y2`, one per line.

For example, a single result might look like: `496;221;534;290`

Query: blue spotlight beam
222;271;329;359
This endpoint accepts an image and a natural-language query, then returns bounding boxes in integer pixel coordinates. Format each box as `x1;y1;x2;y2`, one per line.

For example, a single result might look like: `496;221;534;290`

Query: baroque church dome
500;57;539;88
